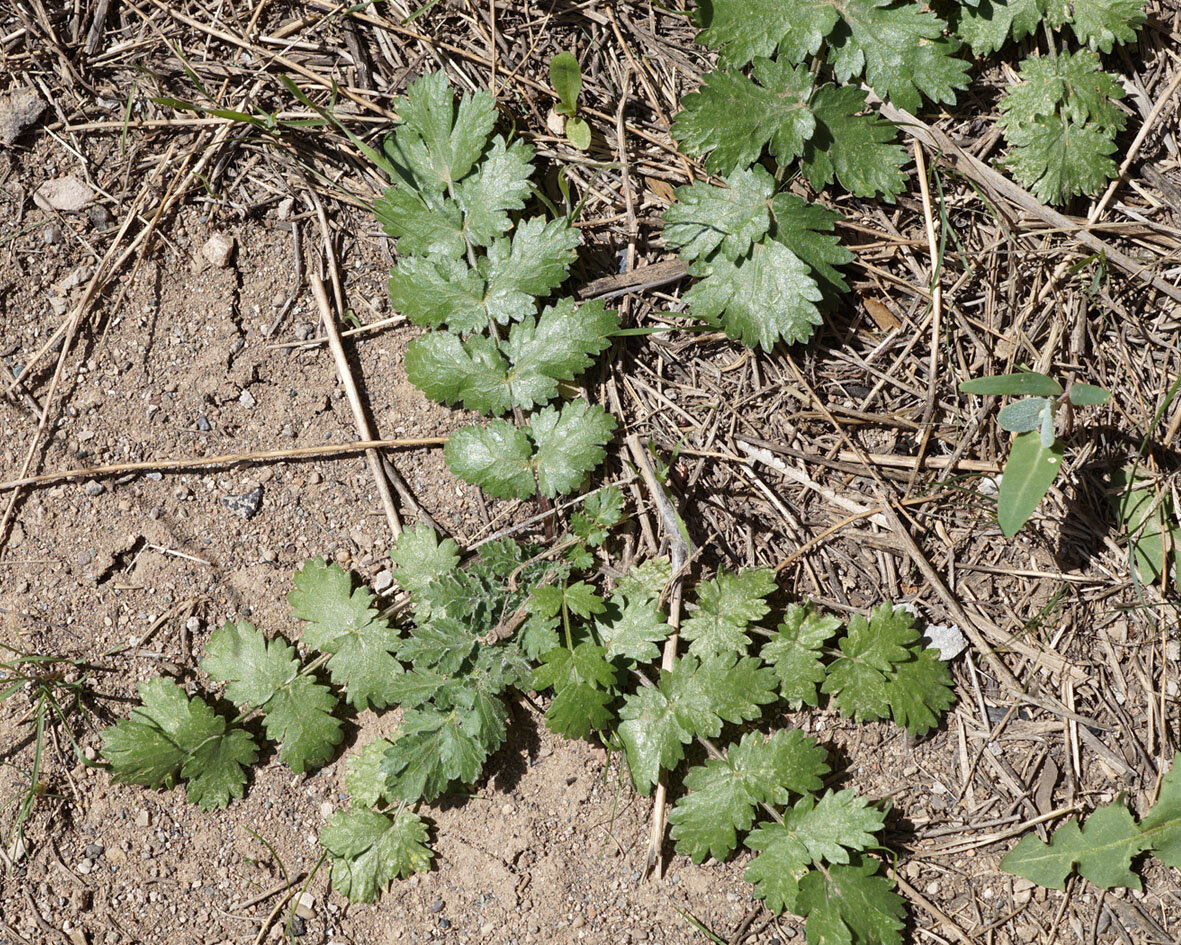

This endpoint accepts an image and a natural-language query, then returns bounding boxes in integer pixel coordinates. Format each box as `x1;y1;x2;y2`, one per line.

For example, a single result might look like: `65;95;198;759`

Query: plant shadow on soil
1054;426;1181;574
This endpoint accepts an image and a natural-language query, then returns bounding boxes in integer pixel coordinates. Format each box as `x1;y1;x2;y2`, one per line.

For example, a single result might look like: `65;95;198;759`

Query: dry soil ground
3;2;1181;944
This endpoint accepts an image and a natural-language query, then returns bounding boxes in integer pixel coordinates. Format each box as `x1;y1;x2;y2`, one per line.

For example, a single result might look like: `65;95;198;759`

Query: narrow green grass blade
998;431;1065;536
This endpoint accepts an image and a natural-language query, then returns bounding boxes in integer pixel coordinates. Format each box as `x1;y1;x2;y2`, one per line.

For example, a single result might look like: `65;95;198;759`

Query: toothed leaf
829;1;970;113
596;594;672;662
684;238;823;350
529;402;616;498
290;558;404;711
101;678;257;812
681;567;777;658
321;808;434;902
794;858;907;942
663;167;774;263
801;85;907;200
670;730;830;863
761;604;842;708
673;58;816;173
444;419;536;499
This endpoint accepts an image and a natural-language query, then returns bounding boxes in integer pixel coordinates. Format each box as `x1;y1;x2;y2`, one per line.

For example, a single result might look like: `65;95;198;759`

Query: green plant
1;645;93;850
371;71;619;500
100;490;956;939
549;51;591;150
1002;762;1181;891
659;1;1147;352
662;166;854;349
954;0;1145;204
996;49;1127;204
952;0;1146;58
661;0;963;350
959;372;1110;536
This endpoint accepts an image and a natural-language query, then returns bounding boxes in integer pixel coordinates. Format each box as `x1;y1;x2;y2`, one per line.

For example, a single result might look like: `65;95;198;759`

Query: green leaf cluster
662;167;854;350
617;597;954;799
669;0;958;353
675;0;970;210
320;808;433;902
200;621;343;774
954;0;1146;56
673;61;907;200
666;729;906;943
377;524;569;804
596;576;950;937
998;50;1128;204
377;72;617;500
101;507;955;927
695;0;970;114
1002;763;1181;890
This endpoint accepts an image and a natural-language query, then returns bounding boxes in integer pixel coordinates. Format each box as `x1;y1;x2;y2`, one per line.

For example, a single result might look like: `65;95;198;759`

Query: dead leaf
645;176;676;204
864;298;901;331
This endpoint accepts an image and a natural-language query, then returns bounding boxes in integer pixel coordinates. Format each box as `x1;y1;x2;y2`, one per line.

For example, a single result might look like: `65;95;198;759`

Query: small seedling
959;372;1110;536
549;51;591;150
1;645;93;852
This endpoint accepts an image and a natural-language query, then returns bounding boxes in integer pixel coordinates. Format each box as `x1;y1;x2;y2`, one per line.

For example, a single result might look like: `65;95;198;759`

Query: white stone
34;176;95;212
202;232;235;268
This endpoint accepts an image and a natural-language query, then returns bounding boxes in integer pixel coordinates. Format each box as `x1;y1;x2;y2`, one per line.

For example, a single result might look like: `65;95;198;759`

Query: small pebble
85;843;104;859
82;480;105;496
373;570;394;593
186;617;201;633
438;919;450;930
135;809;150;828
429;899;444;914
294;322;314;341
223;486;264;520
294;892;315;920
76;858;93;875
146;472;163;481
239;389;257;409
290;914;306;937
43;225;61;244
89;205;113;229
196;415;211;432
202;232;235;268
